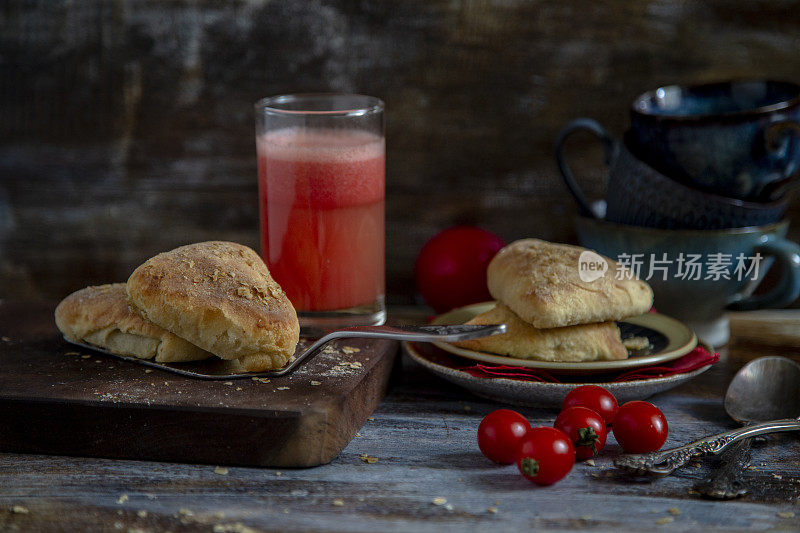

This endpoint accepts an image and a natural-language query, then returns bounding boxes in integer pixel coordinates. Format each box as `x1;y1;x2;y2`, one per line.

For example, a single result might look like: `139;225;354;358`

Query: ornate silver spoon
614;356;800;476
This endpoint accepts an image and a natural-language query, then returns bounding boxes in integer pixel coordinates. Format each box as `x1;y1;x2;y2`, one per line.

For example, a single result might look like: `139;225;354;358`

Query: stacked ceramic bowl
556;80;800;346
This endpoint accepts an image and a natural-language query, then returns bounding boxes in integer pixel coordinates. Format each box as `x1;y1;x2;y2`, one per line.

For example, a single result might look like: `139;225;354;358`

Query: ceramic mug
555;118;788;229
574;217;800;346
630;79;800;201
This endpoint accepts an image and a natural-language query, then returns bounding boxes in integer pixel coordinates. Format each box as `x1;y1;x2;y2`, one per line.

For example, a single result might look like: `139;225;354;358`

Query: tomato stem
577;427;600;455
520;457;540;477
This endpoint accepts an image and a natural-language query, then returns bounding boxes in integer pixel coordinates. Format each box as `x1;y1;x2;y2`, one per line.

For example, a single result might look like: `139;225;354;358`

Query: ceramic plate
432;302;697;374
403;341;712;407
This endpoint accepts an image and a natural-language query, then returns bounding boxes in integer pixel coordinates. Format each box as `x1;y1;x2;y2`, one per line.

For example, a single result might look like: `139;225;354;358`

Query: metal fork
66;323;506;380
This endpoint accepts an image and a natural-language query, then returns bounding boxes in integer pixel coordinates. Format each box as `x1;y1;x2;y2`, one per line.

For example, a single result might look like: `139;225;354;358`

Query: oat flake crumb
778;511;795;519
82;355;92;359
236;387;243;391
360;453;378;464
11;505;28;514
214;466;229;475
310;380;322;386
144;369;153;374
136;510;147;518
277;386;290;390
116;494;129;504
487;507;498;514
655;517;674;525
332;499;344;507
213;523;259;533
668;508;681;515
585;459;596;466
224;381;233;386
432;497;447;506
342;346;360;354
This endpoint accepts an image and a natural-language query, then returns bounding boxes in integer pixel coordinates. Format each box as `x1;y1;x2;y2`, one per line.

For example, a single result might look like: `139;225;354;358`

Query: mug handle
762;115;800;199
555;118;617;219
727;236;800;311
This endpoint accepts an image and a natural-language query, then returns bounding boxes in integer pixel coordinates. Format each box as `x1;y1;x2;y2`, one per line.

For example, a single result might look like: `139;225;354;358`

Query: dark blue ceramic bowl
555;118;789;230
630;80;800;201
607;133;789;229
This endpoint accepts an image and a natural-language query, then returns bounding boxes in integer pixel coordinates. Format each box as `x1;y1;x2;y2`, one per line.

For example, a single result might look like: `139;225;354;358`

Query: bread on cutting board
55;283;213;362
126;241;300;372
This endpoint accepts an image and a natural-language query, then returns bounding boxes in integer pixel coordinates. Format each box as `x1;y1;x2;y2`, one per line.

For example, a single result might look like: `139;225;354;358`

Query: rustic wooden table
1;305;799;532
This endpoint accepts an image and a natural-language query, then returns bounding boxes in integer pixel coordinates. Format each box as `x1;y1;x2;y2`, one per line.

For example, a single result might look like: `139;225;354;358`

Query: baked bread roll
452;303;628;362
487;239;653;328
126;241;299;372
55;284;212;362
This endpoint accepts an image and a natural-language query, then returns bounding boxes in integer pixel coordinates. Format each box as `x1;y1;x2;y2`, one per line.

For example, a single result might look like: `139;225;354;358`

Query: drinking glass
255;94;385;332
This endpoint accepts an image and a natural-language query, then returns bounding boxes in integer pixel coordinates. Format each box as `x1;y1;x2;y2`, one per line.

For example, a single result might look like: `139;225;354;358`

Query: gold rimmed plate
431;302;697;375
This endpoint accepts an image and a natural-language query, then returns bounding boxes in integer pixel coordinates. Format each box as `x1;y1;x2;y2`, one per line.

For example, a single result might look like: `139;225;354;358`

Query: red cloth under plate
459;346;719;384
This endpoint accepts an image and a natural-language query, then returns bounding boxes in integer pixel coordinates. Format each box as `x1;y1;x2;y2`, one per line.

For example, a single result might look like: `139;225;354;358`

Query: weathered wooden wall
3;0;800;304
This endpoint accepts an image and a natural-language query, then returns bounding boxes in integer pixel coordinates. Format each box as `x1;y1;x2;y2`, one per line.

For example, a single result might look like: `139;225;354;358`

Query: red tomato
562;385;619;426
515;427;575;486
612;401;669;453
554;406;607;460
477;409;531;464
415;226;505;313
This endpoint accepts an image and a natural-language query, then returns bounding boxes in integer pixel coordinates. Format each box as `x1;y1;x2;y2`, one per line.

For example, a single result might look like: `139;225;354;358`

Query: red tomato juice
257;127;385;312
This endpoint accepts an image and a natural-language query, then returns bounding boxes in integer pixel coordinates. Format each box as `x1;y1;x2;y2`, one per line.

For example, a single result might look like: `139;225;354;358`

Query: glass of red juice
255;94;385;332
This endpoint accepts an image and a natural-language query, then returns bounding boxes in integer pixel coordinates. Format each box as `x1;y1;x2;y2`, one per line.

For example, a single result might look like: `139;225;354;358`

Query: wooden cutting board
0;301;398;468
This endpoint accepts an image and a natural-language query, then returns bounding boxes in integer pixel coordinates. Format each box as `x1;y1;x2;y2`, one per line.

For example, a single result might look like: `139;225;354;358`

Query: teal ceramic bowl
575;217;800;345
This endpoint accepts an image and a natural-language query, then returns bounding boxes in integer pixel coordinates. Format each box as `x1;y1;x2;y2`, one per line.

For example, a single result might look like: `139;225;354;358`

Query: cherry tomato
415;226;505;313
477;409;531;464
562;385;619;426
554;406;607;460
515;427;575;486
612;401;669;453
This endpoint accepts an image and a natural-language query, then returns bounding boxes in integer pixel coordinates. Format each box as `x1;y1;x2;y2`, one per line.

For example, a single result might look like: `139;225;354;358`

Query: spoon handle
614;418;800;476
693;437;752;499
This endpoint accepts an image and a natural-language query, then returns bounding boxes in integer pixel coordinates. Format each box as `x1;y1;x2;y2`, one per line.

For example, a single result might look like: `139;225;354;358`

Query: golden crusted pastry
487;239;653;328
127;241;300;372
54;284;212;362
126;241;300;372
453;303;628;362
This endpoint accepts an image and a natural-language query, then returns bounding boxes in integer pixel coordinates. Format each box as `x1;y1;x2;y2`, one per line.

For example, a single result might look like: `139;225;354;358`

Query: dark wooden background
3;0;800;304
